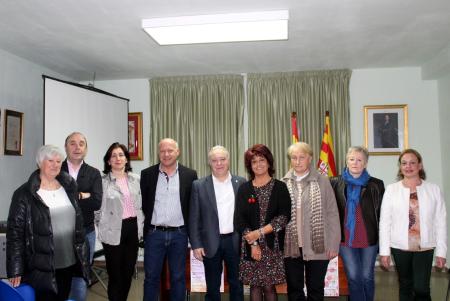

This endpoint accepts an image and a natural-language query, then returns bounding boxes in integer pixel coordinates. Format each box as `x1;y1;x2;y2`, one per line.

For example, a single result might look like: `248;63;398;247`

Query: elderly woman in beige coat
281;142;341;301
97;142;144;301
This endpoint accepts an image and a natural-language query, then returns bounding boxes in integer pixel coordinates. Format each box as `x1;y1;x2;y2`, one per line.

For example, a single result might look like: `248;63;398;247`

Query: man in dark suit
141;138;198;301
62;132;102;301
189;146;246;301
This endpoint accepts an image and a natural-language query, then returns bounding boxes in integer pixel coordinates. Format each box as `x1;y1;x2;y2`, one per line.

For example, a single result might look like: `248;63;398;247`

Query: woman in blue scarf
330;146;385;301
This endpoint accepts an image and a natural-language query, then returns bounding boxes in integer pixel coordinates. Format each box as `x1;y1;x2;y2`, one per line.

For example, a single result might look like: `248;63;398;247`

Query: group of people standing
6;132;447;301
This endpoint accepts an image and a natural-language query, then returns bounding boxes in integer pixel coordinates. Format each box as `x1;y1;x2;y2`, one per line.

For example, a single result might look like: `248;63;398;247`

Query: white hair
36;145;65;166
346;146;369;163
208;145;230;162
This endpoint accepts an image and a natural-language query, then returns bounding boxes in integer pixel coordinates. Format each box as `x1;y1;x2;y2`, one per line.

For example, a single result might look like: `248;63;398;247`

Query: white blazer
379;180;447;258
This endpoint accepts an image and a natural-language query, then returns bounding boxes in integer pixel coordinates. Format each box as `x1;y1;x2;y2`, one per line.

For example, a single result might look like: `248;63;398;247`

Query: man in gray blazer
189;146;246;301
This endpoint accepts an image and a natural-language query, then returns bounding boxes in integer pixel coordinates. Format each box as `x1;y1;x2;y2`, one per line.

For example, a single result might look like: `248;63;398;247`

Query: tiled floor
87;268;449;301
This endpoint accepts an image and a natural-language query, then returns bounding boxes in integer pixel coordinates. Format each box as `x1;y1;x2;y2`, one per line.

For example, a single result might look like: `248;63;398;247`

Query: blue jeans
143;227;188;301
339;244;378;301
203;234;243;301
69;229;96;301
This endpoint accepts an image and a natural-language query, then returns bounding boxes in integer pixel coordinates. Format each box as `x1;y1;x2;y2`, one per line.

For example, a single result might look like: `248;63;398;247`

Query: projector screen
44;76;129;171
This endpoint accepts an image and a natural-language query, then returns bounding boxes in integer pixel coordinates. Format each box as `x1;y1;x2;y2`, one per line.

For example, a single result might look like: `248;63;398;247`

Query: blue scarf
342;168;370;246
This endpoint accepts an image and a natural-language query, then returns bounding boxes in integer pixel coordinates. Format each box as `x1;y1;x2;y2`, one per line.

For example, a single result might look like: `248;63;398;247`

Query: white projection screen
44;76;129;171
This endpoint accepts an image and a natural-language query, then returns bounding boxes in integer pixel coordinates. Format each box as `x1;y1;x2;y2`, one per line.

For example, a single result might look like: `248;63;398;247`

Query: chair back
0;280;35;301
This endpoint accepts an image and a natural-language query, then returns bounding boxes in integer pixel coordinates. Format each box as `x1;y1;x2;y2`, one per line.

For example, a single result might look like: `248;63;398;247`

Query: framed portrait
364;105;408;155
128;112;143;160
4;109;24;155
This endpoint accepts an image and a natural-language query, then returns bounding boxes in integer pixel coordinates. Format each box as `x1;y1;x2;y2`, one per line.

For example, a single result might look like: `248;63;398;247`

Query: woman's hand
380;256;391;270
9;276;21;287
435;256;447;269
244;230;260;245
251;245;262;261
327;250;338;259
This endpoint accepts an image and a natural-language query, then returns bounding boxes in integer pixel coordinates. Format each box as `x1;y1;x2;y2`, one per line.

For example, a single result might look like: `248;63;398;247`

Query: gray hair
208;145;230;162
346;146;369;163
158;138;179;150
64;132;87;147
36;145;65;166
287;142;313;158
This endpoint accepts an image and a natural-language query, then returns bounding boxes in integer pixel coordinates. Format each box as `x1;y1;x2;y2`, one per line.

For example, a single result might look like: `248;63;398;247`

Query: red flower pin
248;195;256;204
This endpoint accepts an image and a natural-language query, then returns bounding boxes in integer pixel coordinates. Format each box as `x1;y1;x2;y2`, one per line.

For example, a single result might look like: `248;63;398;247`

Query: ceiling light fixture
142;10;289;45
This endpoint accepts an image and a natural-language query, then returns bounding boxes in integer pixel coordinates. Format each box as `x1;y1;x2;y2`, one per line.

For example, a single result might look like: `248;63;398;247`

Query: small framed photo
364;104;408;155
128;112;143;160
4;109;24;156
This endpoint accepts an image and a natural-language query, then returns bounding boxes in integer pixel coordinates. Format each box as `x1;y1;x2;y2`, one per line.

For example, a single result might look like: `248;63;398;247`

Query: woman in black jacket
235;144;291;301
330;146;384;301
7;145;90;301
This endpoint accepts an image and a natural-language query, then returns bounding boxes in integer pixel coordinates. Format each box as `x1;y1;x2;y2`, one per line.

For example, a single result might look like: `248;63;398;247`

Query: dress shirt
212;173;235;234
67;160;84;180
151;164;184;227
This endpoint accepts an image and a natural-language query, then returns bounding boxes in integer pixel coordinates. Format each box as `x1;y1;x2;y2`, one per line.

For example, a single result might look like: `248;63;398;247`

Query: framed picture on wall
128;112;143;160
364;104;408;155
4;109;24;156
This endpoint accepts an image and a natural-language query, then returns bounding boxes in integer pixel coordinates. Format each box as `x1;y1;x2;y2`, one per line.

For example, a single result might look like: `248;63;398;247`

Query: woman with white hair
281;142;340;301
330;146;384;301
6;145;90;301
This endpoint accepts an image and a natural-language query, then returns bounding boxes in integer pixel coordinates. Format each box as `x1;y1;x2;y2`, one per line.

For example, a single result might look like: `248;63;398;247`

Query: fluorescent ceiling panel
142;10;289;45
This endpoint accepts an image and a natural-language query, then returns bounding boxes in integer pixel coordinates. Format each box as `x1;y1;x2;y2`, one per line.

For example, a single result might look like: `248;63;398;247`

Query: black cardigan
234;179;291;258
61;160;102;233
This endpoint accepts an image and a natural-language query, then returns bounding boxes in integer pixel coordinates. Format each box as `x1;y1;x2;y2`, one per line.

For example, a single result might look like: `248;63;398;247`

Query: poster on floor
324;257;339;296
190;250;224;292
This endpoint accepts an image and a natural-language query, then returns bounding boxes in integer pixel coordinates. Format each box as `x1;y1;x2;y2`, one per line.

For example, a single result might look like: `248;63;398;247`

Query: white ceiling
1;0;450;81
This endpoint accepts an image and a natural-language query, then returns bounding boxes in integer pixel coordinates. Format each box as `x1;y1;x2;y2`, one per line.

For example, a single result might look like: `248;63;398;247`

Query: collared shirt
116;176;137;219
294;170;309;182
212;173;235;234
67;160;84;180
151;163;184;227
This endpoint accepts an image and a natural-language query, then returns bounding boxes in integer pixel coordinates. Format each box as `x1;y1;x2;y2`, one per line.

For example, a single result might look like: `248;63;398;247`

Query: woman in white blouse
379;148;447;301
97;142;144;301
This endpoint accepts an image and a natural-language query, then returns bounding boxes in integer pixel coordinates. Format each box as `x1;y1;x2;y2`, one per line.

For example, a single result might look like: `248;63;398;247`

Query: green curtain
247;69;352;178
149;75;245;177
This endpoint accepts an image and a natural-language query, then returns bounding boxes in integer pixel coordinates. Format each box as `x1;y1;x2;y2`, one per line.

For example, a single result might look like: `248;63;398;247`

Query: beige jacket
97;172;144;245
281;168;341;260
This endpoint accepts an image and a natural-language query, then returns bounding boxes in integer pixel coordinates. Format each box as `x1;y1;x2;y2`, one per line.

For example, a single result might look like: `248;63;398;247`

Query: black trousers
103;217;139;301
203;234;243;301
391;248;434;301
284;248;329;301
35;264;76;301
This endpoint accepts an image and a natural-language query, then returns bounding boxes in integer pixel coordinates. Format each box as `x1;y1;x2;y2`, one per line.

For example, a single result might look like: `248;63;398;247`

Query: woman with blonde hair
330;146;384;301
281;142;340;301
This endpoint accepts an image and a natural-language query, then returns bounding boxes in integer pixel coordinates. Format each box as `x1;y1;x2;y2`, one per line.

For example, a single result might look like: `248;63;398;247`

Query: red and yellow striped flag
317;111;337;177
291;112;299;143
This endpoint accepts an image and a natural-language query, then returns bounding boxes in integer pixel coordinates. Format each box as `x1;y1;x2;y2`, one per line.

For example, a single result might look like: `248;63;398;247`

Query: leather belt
151;224;185;231
220;232;234;237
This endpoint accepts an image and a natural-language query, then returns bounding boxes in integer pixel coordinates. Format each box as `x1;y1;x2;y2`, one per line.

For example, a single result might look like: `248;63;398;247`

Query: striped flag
317;111;337;177
291;112;299;143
